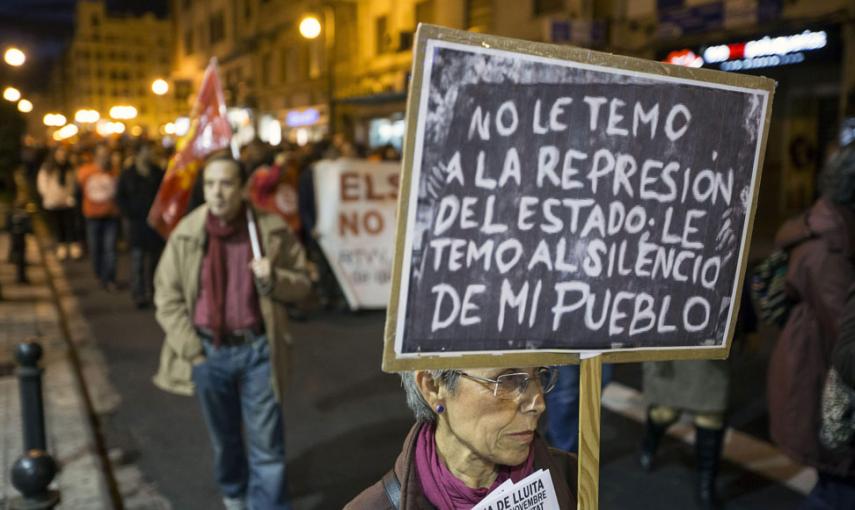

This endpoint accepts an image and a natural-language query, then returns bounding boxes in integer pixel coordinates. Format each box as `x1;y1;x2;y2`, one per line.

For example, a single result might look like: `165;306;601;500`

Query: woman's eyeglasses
455;367;558;400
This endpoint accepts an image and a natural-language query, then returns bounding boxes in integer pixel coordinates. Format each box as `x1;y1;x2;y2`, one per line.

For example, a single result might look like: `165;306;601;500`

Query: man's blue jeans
545;364;614;453
129;247;160;304
192;335;291;510
85;217;118;285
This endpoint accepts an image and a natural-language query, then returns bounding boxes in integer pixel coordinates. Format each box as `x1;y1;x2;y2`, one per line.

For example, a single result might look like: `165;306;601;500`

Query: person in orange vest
77;144;121;291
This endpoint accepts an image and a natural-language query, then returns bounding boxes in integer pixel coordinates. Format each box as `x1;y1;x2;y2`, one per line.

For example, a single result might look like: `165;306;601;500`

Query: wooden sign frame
383;24;775;373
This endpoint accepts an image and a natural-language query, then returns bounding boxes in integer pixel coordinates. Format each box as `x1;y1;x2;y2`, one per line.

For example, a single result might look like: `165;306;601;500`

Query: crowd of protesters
27;134;401;312
13;130;855;509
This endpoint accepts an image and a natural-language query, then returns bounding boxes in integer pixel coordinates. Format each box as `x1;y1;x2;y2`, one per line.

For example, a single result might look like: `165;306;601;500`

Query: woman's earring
435;404;445;414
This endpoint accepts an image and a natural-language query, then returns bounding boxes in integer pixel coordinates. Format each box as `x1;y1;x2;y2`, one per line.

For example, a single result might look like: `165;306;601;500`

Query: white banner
313;158;400;309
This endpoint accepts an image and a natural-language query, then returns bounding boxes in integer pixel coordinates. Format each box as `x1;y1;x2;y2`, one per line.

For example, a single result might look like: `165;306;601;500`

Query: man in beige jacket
153;154;310;510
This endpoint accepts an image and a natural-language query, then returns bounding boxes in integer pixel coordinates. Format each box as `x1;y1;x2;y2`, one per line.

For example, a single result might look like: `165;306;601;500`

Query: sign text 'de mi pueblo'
384;25;774;369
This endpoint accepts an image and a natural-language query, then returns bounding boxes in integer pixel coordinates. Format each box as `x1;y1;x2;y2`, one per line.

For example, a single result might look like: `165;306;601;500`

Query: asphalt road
61;252;804;510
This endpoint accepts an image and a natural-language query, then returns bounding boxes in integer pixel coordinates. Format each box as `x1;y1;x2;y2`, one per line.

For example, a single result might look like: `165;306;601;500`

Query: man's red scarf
203;205;249;347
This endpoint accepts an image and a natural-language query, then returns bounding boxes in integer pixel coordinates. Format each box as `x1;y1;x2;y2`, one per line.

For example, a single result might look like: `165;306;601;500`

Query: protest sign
383;25;775;371
313;159;400;309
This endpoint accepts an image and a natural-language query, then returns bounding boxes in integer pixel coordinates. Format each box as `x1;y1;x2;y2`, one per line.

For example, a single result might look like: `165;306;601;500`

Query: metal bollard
10;340;60;509
8;207;31;284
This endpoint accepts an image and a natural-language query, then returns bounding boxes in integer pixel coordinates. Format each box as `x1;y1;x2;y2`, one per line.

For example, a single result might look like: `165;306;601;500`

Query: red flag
148;60;232;238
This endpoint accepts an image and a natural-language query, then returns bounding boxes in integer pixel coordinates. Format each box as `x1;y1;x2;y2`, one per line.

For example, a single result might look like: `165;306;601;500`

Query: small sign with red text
313;158;400;309
472;469;559;510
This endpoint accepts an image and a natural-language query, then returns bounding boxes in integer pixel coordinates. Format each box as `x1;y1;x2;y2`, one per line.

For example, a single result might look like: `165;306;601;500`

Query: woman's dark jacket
345;423;577;509
116;163;165;251
769;196;855;477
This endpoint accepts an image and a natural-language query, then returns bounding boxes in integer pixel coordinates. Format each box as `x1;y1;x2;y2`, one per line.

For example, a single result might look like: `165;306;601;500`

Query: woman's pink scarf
414;422;534;509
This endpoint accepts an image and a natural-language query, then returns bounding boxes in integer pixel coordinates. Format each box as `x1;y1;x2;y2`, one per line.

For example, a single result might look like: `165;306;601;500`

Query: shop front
662;24;846;251
281;104;328;146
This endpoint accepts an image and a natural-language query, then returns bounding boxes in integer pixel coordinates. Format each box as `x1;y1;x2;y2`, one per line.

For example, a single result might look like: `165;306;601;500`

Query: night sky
0;0;169;92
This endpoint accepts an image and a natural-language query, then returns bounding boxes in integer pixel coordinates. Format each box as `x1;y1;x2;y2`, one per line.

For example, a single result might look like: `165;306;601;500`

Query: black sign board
384;25;775;371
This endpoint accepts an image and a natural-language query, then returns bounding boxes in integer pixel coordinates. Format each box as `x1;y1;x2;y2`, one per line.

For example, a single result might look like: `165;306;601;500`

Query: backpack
750;249;793;327
751;216;816;328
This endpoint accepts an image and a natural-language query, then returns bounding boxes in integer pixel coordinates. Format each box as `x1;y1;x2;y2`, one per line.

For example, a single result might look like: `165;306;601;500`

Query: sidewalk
0;230;113;509
0;209;172;509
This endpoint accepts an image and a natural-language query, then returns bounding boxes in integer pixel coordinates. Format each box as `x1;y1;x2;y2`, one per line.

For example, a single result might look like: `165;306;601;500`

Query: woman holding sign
346;367;577;509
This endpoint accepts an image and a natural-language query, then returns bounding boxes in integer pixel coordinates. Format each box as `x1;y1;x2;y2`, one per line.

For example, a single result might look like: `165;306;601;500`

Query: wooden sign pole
577;355;602;510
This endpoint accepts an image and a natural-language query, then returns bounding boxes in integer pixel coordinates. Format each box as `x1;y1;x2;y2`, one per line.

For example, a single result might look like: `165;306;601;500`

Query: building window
533;0;564;16
184;29;194;54
280;48;291;83
91;14;100;27
261;52;271;86
244;0;252;20
210;11;226;44
466;0;492;32
174;80;191;101
197;23;206;49
375;15;390;55
416;0;435;25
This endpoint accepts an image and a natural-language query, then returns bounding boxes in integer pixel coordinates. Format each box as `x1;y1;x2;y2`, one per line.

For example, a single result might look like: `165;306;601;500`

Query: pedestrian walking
117;141;165;308
36;145;80;260
77;144;120;290
639;270;757;509
769;143;855;509
153;153;311;510
544;364;613;454
297;143;347;310
816;282;855;509
346;367;576;509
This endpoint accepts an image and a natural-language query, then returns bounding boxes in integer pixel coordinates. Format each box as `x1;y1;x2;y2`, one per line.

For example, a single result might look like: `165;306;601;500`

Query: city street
55;249;808;509
2;0;853;509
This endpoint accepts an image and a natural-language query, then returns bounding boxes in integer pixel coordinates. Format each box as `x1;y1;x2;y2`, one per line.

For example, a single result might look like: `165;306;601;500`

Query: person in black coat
117;141;165;308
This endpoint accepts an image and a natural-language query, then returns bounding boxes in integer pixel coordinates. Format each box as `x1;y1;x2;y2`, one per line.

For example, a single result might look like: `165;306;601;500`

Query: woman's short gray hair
400;370;461;422
820;144;855;206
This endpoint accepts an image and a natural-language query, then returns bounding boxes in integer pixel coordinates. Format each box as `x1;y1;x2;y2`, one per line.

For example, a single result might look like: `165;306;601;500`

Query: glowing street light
299;15;322;39
96;120;126;137
53;123;79;141
75;109;100;123
4;47;25;67
43;113;66;126
17;99;32;113
3;86;20;102
151;78;169;96
109;105;137;120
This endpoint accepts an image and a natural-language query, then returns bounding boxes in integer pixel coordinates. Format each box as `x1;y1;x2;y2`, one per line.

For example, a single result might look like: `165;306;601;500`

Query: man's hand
249;257;272;285
191;354;206;366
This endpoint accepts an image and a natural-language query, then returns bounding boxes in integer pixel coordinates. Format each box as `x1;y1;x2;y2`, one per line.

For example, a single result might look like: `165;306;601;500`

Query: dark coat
834;284;855;389
345;423;577;510
117;163;165;250
769;197;855;477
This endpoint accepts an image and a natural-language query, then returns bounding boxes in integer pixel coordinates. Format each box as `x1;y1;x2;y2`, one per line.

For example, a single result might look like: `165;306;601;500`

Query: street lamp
75;109;100;124
299;16;322;39
109;105;137;120
4;47;25;67
53;124;79;141
299;8;337;135
151;78;169;96
17;99;32;113
3;86;21;102
43;113;66;126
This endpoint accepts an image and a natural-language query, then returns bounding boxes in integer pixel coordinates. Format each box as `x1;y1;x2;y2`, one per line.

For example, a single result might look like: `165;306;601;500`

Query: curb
31;214;123;509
